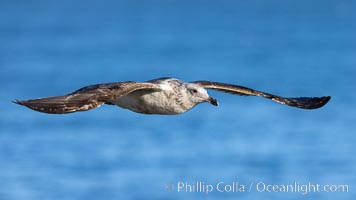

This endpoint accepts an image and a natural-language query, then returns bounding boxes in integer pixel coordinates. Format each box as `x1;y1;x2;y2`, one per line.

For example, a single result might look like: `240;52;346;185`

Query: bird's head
185;83;218;106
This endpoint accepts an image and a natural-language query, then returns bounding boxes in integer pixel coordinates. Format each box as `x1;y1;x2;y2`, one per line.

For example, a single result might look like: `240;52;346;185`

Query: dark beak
208;97;219;106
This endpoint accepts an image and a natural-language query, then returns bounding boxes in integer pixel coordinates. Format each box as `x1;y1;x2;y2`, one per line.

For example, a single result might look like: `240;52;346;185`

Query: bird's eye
191;89;198;93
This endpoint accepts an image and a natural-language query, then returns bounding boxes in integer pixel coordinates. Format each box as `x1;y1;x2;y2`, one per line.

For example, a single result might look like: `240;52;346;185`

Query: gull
14;77;331;114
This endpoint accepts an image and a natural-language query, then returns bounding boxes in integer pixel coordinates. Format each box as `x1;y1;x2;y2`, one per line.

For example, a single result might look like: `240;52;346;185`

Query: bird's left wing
14;82;162;114
192;81;331;109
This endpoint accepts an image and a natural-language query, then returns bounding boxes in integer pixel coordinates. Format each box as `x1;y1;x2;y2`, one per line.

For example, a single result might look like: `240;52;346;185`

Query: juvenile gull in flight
14;77;331;114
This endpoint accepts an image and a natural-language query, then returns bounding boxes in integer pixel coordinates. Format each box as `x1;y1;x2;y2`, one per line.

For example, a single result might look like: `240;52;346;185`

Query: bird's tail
14;93;105;114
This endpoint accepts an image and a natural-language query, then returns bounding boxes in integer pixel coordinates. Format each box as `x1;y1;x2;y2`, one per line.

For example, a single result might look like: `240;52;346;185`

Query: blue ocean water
0;0;355;199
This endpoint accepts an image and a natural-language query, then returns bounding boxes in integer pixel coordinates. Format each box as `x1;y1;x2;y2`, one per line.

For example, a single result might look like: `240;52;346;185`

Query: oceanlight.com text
165;181;349;195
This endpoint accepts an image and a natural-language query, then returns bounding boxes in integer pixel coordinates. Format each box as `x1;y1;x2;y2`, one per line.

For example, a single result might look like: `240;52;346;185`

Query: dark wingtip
13;99;24;105
323;96;331;102
272;95;331;109
292;96;331;109
318;96;331;108
13;99;35;110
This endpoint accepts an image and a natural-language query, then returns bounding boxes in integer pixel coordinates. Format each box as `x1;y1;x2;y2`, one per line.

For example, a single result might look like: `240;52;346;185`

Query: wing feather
193;81;331;109
14;82;161;114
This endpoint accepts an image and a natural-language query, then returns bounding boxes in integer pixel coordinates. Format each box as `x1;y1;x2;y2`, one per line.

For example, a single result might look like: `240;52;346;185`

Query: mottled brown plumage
14;81;161;114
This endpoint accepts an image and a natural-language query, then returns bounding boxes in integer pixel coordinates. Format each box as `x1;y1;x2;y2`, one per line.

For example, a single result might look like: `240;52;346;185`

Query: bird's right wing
14;82;162;114
193;81;331;109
